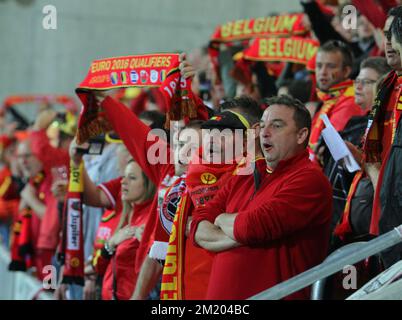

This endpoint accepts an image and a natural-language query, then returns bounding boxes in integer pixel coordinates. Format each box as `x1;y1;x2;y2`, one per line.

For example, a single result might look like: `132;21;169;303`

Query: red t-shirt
190;150;333;300
101;199;153;300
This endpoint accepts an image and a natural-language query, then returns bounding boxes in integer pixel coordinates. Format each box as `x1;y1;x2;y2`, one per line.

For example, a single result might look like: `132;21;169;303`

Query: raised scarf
160;150;238;300
61;160;85;286
210;14;308;43
242;37;319;66
208;13;309;85
75;53;207;144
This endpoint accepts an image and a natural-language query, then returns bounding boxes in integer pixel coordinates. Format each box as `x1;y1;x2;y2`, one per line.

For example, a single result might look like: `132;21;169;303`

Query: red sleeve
30;129;70;169
233;170;332;246
189;178;234;247
352;0;389;29
329;97;365;132
101;96;174;186
98;177;122;210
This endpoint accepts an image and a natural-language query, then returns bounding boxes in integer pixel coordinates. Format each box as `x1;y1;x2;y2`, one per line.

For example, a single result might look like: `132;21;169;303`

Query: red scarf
75;53;207;144
160;150;237;300
61;160;85;286
18;207;34;257
242;37;319;66
310;80;355;152
210;14;308;43
9;218;26;271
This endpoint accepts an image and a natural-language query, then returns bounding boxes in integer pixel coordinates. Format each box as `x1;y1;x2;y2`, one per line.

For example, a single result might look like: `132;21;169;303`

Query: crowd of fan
0;0;402;300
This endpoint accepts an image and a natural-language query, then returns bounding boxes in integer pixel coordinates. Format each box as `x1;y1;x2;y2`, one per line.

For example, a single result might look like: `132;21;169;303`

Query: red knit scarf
310;80;355;152
75;53;208;144
160;150;237;300
61;161;85;286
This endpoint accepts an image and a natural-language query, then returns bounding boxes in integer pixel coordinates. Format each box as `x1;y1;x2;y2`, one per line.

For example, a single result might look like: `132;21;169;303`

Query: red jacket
190;150;333;300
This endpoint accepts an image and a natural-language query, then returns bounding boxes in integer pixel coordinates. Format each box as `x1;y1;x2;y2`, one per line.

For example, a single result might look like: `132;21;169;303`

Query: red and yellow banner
242;37;319;65
75;53;209;144
211;14;308;43
77;53;179;90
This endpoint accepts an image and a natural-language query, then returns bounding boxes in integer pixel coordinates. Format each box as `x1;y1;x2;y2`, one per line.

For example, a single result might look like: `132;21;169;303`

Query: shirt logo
200;173;217;185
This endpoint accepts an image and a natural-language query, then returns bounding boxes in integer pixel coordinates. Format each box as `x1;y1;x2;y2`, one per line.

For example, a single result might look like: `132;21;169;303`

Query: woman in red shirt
99;159;155;300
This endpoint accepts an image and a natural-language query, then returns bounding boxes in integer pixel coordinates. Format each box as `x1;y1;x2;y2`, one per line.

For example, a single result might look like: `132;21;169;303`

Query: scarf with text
242;37;319;65
211;14;308;43
75;53;207;143
160;149;238;300
208;13;309;84
61;160;85;286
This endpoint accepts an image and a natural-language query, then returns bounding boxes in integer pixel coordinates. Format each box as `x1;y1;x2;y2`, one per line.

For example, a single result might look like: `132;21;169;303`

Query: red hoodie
190;150;333;300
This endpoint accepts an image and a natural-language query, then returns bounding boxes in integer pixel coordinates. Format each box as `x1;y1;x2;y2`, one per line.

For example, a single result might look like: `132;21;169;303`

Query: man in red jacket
191;95;333;300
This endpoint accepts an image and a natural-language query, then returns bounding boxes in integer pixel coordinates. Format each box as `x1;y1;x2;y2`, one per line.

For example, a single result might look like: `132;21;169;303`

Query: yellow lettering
306;43;318;60
283;15;298;33
297;40;307;60
243;19;253;35
268;38;276;57
232;20;243;37
258;38;268;56
253;17;265;33
161;292;178;300
161;277;177;291
269;16;280;33
165;56;172;67
284;39;293;57
221;22;233;38
155;57;162;67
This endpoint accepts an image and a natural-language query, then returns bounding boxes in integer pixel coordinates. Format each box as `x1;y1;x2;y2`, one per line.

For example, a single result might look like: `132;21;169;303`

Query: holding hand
108;225;137;250
33;109;57;131
179;52;196;80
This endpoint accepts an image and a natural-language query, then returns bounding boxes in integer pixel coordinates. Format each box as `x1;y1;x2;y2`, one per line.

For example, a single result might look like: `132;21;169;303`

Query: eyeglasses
354;78;377;86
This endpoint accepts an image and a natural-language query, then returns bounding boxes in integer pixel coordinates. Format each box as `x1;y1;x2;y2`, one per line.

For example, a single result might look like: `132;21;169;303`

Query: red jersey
101;199;153;300
190;150;333;300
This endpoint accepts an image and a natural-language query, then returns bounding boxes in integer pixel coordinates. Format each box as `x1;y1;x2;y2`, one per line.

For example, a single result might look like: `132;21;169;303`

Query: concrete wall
0;0;302;106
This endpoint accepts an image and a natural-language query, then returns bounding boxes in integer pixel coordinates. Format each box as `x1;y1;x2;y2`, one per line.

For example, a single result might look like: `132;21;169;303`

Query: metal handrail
310;242;367;300
248;225;402;300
